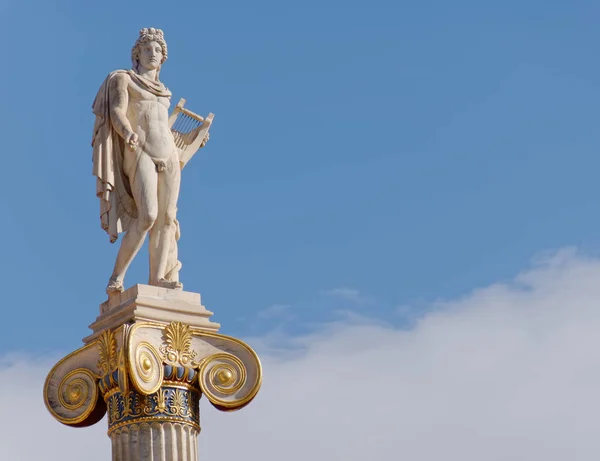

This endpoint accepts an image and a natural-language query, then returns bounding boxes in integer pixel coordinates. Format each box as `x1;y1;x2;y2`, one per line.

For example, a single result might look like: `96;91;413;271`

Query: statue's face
138;40;164;70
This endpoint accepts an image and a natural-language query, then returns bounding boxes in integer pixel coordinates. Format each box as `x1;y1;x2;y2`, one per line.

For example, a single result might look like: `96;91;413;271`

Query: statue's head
131;28;168;77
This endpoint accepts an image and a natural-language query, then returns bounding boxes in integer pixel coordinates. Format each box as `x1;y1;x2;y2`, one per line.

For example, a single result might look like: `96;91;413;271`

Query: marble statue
92;28;211;294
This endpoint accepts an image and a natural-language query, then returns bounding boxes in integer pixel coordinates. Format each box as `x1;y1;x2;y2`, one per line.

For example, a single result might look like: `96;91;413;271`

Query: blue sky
0;0;599;353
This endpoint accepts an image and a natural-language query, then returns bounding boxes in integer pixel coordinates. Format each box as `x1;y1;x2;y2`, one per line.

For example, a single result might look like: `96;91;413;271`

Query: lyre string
180;114;193;134
171;111;204;150
184;114;201;133
175;114;200;134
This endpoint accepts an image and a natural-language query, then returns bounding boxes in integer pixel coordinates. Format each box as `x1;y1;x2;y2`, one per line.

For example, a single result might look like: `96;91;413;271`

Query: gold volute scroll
198;351;261;410
44;342;107;427
129;341;164;395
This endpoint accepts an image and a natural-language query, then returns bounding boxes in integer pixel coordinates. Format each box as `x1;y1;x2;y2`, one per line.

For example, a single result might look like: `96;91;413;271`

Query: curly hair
131;28;168;68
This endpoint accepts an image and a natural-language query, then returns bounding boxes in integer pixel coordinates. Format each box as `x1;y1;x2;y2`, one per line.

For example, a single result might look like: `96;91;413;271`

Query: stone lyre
169;98;215;169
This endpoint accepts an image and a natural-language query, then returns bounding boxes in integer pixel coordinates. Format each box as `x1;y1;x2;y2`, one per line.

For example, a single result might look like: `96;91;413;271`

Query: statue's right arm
108;73;134;142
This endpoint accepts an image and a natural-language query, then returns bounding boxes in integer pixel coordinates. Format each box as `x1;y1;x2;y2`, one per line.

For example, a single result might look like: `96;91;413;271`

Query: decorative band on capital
106;385;200;434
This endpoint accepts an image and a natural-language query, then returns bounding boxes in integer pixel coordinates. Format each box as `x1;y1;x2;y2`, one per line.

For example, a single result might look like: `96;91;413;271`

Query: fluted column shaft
111;422;199;461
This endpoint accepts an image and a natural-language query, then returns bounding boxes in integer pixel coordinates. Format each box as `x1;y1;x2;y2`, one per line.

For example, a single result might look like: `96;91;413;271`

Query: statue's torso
126;76;175;160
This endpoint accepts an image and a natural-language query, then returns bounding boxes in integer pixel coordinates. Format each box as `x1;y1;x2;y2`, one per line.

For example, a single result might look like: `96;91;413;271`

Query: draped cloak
92;70;182;281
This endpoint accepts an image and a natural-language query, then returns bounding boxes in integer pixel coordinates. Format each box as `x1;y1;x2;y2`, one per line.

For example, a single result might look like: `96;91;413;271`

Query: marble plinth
84;285;220;343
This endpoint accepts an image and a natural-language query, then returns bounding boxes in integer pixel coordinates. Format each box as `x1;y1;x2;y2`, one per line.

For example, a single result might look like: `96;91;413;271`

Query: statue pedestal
44;285;262;461
84;284;220;343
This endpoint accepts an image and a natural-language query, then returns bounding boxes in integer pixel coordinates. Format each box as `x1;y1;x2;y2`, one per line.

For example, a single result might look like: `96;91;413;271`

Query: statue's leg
107;154;158;292
148;157;181;288
163;218;181;283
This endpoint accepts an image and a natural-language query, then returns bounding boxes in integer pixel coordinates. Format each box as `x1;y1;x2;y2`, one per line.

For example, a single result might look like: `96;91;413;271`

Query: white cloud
4;248;600;460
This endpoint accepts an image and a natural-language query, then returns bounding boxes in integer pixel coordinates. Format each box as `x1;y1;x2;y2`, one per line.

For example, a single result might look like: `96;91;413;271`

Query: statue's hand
200;132;210;149
126;132;139;151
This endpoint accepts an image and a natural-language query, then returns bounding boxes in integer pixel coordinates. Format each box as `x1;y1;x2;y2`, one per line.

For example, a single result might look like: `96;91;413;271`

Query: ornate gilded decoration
171;389;192;417
117;347;129;396
99;370;120;394
129;342;164;395
45;319;262;436
48;368;100;425
214;368;235;387
160;322;198;367
139;353;156;382
164;364;197;384
155;389;168;412
58;371;90;410
97;329;118;376
198;352;260;409
208;358;245;395
95;328;129;399
106;385;200;434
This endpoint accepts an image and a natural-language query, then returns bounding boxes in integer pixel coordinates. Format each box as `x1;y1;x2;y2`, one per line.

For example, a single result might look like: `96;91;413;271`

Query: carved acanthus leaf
97;329;118;376
160;322;197;367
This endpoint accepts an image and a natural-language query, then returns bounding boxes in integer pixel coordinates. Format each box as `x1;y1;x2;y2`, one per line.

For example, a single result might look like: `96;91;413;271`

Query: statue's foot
106;278;124;294
156;278;183;290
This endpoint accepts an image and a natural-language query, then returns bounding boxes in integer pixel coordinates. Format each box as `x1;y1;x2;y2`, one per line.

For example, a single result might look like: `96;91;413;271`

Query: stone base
83;284;220;343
